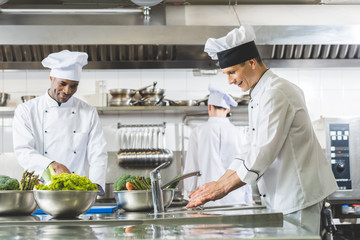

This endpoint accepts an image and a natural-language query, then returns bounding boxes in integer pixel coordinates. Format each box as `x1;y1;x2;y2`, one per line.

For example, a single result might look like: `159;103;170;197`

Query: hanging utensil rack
116;122;173;169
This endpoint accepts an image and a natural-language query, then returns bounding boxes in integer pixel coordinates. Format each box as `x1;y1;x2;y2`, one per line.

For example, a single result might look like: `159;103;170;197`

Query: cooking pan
0;93;10;106
109;88;137;106
167;99;199;106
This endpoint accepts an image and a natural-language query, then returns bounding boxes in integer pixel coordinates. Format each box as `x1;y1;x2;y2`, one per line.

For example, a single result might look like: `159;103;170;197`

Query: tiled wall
1;67;360;154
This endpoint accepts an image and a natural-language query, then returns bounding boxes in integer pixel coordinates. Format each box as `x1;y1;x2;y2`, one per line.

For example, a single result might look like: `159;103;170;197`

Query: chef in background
183;84;253;207
12;50;108;194
186;25;337;235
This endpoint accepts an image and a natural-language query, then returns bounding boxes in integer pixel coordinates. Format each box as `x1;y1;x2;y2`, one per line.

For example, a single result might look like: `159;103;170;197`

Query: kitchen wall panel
1;67;360;154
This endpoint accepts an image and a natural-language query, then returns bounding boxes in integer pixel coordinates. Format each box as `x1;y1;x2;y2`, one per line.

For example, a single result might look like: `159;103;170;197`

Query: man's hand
186;170;246;209
50;161;71;174
186;181;226;208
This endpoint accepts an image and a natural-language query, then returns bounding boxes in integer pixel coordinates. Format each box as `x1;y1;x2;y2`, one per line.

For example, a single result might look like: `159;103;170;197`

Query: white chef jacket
183;117;253;207
13;91;108;189
229;69;337;214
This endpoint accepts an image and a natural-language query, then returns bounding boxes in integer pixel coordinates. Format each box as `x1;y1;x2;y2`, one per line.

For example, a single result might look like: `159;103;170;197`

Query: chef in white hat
183;84;253;207
13;50;108;194
186;26;337;235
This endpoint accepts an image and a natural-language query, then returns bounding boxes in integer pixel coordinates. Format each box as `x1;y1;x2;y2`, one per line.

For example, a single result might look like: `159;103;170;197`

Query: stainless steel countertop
0;204;320;240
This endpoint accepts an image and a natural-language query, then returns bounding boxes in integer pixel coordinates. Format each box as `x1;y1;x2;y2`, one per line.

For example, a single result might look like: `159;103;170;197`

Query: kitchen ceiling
1;0;360;69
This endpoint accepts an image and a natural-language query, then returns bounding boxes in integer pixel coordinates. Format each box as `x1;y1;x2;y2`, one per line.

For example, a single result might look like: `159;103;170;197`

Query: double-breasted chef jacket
13;91;108;189
229;69;338;214
183;117;253;207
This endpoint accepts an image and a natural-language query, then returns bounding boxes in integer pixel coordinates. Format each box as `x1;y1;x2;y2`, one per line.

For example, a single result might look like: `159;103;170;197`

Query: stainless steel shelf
0;105;248;114
0;107;16;113
97;105;248;114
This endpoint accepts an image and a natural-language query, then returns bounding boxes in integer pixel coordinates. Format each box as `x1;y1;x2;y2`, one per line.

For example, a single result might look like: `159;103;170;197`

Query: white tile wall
2;67;360;153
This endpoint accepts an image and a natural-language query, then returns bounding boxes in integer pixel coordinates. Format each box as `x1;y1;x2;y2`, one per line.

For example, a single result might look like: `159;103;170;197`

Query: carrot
126;182;135;190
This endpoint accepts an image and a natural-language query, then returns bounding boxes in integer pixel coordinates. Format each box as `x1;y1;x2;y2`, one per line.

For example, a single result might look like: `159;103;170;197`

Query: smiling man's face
222;60;258;92
49;77;79;104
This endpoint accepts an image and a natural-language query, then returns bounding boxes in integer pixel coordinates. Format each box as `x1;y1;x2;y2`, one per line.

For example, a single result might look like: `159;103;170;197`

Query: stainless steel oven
313;117;360;236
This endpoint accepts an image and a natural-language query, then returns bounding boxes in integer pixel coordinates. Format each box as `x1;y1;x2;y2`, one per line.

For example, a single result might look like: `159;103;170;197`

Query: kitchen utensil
114;189;174;212
109;88;137;106
0;191;38;216
167;99;199;106
0;92;10;106
33;190;98;217
21;95;37;103
118;148;173;169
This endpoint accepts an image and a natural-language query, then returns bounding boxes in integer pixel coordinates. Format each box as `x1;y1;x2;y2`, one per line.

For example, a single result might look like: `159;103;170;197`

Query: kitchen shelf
0;107;16;113
0;105;248;114
96;105;248;114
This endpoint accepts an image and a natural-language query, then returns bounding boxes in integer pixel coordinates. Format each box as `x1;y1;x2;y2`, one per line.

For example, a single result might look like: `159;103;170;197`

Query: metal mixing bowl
114;189;174;212
33;190;98;217
0;191;37;216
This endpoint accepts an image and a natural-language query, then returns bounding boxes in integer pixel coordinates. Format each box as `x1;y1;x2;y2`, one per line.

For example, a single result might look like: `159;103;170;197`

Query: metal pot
114;189;174;212
139;88;165;104
0;93;10;106
109;88;136;106
167;99;199;106
21;95;37;103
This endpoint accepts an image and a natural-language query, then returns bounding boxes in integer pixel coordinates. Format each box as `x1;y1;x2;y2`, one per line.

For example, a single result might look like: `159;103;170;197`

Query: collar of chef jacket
249;69;273;101
207;117;231;124
44;90;74;108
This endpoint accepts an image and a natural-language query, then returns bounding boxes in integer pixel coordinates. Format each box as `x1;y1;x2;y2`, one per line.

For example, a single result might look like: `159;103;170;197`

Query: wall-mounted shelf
0;105;248;114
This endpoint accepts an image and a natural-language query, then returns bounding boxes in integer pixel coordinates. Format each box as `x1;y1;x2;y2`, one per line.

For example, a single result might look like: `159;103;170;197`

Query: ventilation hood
1;3;360;69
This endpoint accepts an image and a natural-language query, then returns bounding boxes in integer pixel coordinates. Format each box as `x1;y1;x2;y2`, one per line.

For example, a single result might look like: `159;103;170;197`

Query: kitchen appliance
312;117;360;228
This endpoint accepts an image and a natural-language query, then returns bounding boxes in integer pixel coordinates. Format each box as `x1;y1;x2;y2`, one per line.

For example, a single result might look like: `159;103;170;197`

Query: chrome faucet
150;161;171;214
150;161;201;214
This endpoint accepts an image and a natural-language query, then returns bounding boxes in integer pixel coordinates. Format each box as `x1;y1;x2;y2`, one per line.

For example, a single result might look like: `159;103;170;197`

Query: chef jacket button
73;131;76;133
252;128;255;131
45;130;47;133
263;194;266;197
45;110;48;113
251;106;253;109
72;111;75;114
74;151;76;154
45;151;47;154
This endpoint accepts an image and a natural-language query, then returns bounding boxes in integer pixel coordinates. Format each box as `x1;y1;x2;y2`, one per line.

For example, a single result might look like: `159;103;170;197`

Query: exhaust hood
1;3;360;69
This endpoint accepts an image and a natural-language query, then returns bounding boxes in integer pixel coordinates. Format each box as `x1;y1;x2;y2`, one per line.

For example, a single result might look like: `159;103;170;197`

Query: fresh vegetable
114;174;136;191
145;177;151;185
129;176;151;190
35;173;97;191
20;170;39;190
0;175;20;190
126;182;135;190
114;174;151;191
166;174;181;189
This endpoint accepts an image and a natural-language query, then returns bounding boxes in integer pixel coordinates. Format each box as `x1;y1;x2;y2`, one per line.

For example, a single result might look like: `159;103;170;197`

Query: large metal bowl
114;189;174;212
0;190;37;216
33;190;98;218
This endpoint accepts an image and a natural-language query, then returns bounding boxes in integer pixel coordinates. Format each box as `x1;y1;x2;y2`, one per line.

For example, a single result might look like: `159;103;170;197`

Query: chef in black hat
186;25;337;235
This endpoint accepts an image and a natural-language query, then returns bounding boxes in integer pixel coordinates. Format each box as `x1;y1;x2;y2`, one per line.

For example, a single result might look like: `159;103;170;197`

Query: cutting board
33;205;118;215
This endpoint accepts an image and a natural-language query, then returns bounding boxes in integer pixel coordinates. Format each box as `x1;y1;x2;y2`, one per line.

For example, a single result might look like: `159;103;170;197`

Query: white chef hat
208;84;237;109
204;25;259;69
41;50;88;81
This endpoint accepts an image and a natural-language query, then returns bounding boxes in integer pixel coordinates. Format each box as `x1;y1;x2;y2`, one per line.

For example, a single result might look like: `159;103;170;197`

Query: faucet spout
161;171;201;189
150;161;171;214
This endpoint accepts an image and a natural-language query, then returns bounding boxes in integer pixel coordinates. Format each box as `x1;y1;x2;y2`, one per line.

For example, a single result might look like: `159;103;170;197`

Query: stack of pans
117;148;173;169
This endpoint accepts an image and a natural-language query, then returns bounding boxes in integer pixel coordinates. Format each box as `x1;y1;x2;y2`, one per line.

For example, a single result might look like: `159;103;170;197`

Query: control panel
329;124;352;190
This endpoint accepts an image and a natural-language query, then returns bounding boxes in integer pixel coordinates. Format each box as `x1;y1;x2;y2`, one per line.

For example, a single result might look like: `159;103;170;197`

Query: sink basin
164;204;265;214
